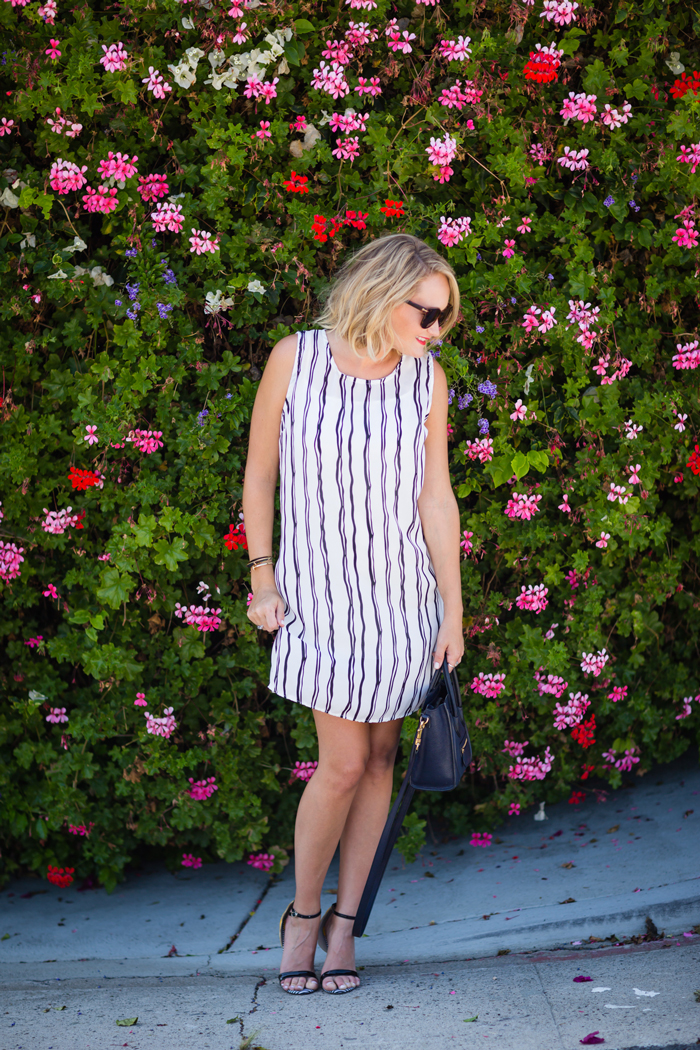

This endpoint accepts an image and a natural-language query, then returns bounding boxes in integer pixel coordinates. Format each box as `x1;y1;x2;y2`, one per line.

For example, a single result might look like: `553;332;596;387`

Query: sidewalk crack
218;876;276;954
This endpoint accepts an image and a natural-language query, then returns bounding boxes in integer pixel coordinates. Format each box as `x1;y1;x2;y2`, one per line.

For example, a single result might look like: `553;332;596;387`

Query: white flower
0;187;20;208
204;289;236;314
63;236;88;255
168;60;197;89
208;48;226;69
247;279;266;295
185;47;206;67
181;15;195;28
20;233;36;249
47;268;69;279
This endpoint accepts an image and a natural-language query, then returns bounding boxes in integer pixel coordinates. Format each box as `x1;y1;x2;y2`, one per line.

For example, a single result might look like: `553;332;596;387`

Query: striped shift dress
267;328;444;723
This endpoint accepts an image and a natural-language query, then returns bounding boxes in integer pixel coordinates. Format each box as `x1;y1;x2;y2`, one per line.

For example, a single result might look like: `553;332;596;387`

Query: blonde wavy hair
315;233;461;360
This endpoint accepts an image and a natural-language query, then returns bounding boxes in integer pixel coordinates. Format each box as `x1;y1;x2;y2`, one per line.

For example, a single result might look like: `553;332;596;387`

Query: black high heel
318;903;360;995
278;901;321;995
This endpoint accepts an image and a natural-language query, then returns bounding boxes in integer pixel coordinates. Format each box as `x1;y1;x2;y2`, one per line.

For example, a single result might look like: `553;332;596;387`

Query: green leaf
294;17;315;33
69;609;91;625
89;613;105;630
132;514;157;547
96;568;133;609
511;451;530;480
463;1016;478;1022
115;1018;138;1027
527;450;549;473
153;538;190;571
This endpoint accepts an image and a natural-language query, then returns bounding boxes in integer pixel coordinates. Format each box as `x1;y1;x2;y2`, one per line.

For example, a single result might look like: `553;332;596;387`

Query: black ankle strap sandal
278;900;322;996
317;902;357;953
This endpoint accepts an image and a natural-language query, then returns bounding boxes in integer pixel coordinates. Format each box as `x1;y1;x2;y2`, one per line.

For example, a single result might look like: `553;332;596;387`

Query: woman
241;233;464;995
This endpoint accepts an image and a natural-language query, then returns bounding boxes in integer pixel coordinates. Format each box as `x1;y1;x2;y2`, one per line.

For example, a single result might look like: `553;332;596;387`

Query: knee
365;742;399;780
321;753;369;793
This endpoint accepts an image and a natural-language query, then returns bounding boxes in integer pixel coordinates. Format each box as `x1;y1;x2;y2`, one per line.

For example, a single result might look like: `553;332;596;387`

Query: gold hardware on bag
415;715;429;751
461;737;469;754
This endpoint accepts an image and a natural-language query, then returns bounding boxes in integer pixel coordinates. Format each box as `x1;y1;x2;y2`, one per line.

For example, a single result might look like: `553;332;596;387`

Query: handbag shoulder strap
352;772;415;938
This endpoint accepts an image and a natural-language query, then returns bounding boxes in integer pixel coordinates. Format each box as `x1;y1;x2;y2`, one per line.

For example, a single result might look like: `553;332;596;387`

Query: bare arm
241;333;297;631
417;359;464;669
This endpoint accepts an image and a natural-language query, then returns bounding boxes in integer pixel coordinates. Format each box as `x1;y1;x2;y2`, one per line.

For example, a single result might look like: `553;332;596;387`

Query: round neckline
323;329;403;383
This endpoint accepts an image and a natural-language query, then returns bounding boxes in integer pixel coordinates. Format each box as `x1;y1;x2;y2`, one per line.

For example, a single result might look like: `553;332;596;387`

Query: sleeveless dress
267;328;444;723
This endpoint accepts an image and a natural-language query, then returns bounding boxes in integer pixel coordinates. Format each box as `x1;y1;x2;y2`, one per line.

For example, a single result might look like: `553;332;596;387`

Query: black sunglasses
405;300;451;329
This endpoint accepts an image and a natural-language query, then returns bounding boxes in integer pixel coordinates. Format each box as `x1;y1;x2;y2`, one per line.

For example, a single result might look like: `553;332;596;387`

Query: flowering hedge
1;0;699;890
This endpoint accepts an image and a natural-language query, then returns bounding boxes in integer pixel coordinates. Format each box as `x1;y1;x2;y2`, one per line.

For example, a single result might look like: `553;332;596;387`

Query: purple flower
478;417;489;435
447;387;455;406
156;302;173;319
162;268;178;286
476;253;482;260
196;408;209;426
478;380;497;400
510;296;517;304
458;392;473;410
476;325;485;333
125;281;140;301
547;273;554;281
628;199;640;212
115;299;122;306
125;247;138;258
603;195;615;207
126;303;141;321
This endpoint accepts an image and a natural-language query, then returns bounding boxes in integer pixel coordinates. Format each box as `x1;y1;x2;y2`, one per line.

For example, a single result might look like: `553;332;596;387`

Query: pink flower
145;706;177;738
544;622;558;640
25;636;44;648
675;696;698;720
557;146;590;171
515;583;549;614
504;493;542;520
97;152;138;182
137;174;170;202
600;102;632;128
43;584;59;599
100;42;128;72
97;553;111;562
344;22;378;46
510;399;527;421
45;38;61;60
516;216;532;234
502;740;528;757
82;184;119;214
595;532;610;549
471;672;506;698
677;143;700;175
311;61;350;99
332;135;361;162
438;35;472;61
254;120;272;140
460;530;474;555
426;134;457;182
438;80;482;110
521;305;541;332
464;437;493;463
623;420;643;439
534;671;568;697
182;853;202;868
559;91;597;122
246;591;253;606
174;603;223;632
68;822;94;836
0;541;25;582
508;803;521;816
558;493;571;513
437;215;471;247
247;852;275;871
540;0;579;25
344;0;377;8
188;776;218;800
41;507;81;534
289;114;308;131
508;746;553;782
189;229;220;255
673;413;688;432
354;76;382;96
150;203;184;233
142;67;172;99
502;239;516;259
0;118;14;137
134;692;148;707
607;483;629;504
387;27;416;54
289;761;318;783
49;158;88;194
553;691;590;729
125;429;164;454
580;648;609;677
83;424;98;446
608;685;627;702
672;219;699;249
470;831;492;848
231;23;249;44
46;707;68;724
259;78;279;104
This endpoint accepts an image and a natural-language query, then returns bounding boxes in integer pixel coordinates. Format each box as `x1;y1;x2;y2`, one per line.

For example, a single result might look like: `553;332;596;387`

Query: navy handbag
352;656;472;937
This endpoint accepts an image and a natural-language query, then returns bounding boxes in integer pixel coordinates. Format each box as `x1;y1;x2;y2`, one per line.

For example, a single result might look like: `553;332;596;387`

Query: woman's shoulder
258;332;299;401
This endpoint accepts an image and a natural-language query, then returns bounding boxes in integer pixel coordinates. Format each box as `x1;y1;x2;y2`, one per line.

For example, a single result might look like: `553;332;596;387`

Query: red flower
68;467;100;490
74;510;86;530
523;52;560;84
344;209;368;230
687;444;700;475
380;199;405;218
224;523;248;552
568;790;586;805
311;214;343;242
669;70;700;100
47;865;75;888
571;714;596;749
580;763;596;781
282;171;310;194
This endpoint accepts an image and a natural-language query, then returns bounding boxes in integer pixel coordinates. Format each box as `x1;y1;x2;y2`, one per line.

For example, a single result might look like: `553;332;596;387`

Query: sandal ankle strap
289;905;322;919
332;905;357;921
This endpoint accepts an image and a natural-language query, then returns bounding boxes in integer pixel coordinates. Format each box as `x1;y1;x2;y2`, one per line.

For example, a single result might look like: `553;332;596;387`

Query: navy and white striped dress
267;328;444;723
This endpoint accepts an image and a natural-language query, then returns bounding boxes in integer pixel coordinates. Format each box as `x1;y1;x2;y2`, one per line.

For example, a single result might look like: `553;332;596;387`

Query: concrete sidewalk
2;754;699;1049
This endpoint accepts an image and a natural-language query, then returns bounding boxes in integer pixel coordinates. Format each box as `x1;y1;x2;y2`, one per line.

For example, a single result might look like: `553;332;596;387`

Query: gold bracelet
250;557;275;571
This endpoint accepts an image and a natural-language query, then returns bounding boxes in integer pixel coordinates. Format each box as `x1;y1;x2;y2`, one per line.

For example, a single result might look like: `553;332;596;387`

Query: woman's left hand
433;613;464;673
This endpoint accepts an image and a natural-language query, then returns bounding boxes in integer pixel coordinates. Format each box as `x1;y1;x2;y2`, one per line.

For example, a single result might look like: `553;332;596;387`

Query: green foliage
1;0;699;889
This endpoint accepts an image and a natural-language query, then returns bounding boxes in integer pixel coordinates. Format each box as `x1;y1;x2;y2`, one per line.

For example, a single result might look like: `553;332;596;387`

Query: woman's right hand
247;583;286;632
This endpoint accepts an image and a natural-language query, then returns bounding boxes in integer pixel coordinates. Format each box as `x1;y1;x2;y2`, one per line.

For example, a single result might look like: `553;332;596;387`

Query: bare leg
279;710;372;992
321;718;403;991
